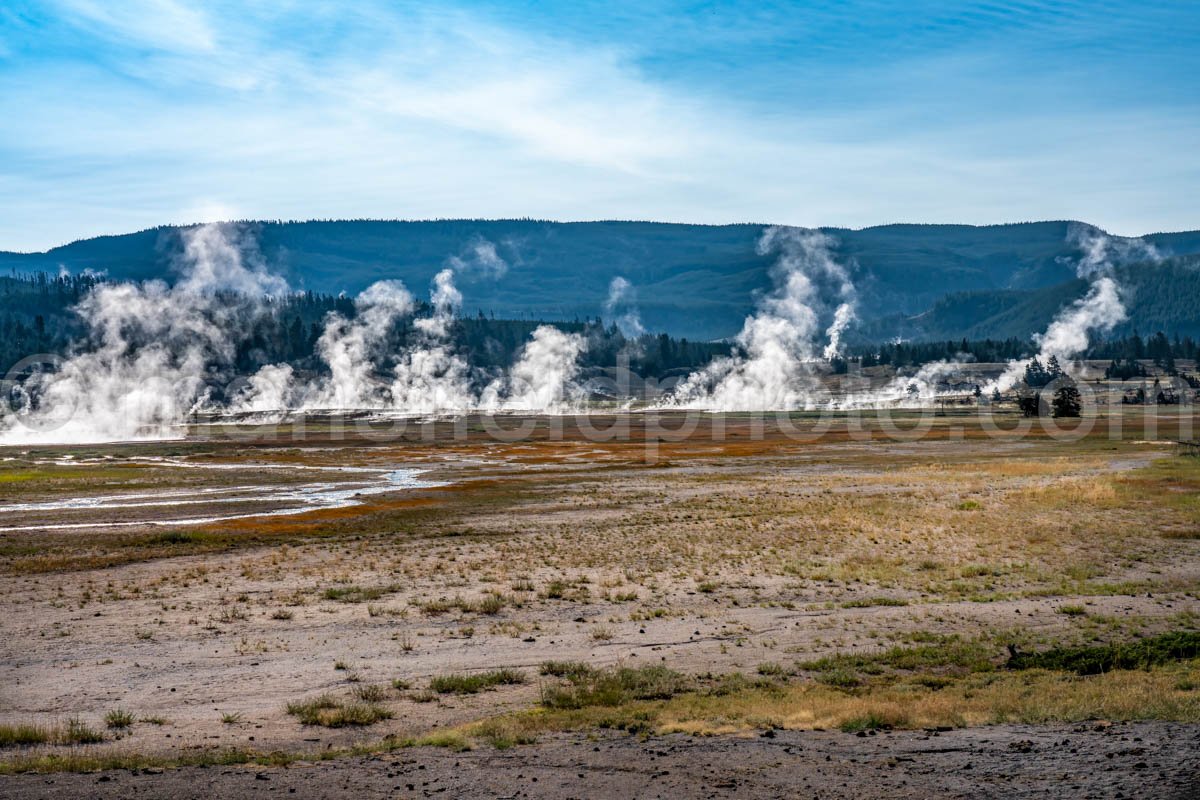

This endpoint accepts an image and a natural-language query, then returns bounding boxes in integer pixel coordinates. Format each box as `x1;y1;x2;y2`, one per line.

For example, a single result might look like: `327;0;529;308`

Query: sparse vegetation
104;709;134;730
352;684;389;703
3;414;1199;776
285;695;393;727
539;665;689;710
1006;631;1200;675
429;669;526;695
322;584;401;604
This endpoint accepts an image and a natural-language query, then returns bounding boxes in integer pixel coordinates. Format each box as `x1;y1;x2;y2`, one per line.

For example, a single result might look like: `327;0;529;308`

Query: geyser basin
0;460;444;532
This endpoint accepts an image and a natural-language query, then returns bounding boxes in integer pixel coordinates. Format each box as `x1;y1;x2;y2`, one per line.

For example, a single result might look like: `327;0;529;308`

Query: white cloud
52;0;217;53
0;2;1196;249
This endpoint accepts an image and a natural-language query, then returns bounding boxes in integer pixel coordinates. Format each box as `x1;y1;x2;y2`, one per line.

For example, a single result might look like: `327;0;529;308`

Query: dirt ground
3;723;1198;800
1;410;1198;792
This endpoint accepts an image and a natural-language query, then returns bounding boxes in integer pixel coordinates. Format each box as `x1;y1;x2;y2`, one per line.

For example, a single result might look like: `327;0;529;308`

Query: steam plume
389;268;476;413
484;325;588;412
670;227;856;410
305;279;415;409
234;364;297;414
604;276;646;338
1;224;283;444
447;237;509;279
986;224;1158;393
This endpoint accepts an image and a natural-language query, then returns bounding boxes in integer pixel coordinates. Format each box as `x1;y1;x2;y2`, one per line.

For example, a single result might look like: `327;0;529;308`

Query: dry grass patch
285;694;393;727
0;719;103;748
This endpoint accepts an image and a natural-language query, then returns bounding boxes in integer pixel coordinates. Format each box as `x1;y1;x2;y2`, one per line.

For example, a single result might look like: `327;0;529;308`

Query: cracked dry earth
3;723;1199;799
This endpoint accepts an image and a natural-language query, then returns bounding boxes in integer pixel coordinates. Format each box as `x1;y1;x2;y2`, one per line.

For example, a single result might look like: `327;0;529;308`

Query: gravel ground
4;722;1199;800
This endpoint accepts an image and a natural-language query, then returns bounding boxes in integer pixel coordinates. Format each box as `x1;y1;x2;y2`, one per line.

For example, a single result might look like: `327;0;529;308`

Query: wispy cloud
0;1;1196;250
52;0;216;53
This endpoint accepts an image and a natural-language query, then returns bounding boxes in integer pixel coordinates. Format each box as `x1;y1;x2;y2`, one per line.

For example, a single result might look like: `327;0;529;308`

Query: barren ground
1;410;1198;796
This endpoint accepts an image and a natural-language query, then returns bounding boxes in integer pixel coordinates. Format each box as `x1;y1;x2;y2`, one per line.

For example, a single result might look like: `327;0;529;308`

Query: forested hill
2;219;1199;341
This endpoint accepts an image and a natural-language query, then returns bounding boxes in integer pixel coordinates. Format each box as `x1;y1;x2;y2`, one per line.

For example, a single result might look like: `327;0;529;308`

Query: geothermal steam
311;280;415;409
985;224;1158;393
671;227;857;411
238;256;586;416
482;325;588;412
1;224;285;444
2;230;592;443
604;277;646;339
850;224;1160;407
388;268;477;413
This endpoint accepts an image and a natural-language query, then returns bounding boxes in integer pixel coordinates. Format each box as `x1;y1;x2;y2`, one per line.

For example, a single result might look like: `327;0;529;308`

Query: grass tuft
285;694;393;727
104;708;134;730
540;664;689;710
429;669;526;695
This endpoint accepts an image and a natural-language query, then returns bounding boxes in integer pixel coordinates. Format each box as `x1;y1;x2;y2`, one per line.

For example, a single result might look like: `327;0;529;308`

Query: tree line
3;271;1196;382
0;272;730;380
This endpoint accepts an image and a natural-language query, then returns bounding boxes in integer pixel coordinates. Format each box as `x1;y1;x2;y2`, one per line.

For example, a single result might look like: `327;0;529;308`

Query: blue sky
0;1;1197;251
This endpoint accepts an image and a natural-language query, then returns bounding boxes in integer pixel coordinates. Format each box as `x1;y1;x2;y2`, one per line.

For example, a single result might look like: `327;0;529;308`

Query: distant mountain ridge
2;219;1198;341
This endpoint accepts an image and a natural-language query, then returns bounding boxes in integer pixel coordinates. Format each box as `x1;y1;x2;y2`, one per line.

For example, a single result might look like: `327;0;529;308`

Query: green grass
1006;631;1200;675
414;731;472;751
285;694;393;727
62;718;104;744
429;669;526;695
0;725;52;747
1;719;107;747
839;712;894;733
104;709;134;729
539;661;594;681
0;735;422;775
470;718;538;749
840;597;909;608
321;584;401;603
539;665;690;710
799;634;996;677
815;667;861;688
352;684;389;703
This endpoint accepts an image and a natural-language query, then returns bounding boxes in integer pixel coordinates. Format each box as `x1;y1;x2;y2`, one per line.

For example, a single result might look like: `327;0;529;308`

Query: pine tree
1051;385;1082;418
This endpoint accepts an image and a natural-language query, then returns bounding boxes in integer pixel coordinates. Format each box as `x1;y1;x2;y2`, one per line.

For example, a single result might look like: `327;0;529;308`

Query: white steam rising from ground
983;224;1159;394
1;222;1171;443
483;325;588;413
2;228;591;444
242;263;588;417
1;224;285;444
311;280;415;409
847;224;1162;408
387;268;476;414
670;227;857;411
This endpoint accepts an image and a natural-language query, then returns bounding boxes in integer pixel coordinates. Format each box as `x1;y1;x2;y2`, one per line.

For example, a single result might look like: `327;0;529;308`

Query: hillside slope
2;220;1198;340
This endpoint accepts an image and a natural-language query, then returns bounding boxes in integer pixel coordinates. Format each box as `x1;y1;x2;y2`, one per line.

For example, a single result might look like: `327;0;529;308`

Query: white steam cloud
1;224;284;444
985;224;1158;394
670;227;856;411
389;269;475;414
306;280;415;409
483;325;588;413
447;237;509;279
238;262;585;417
604;276;646;339
2;230;594;443
234;363;297;414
